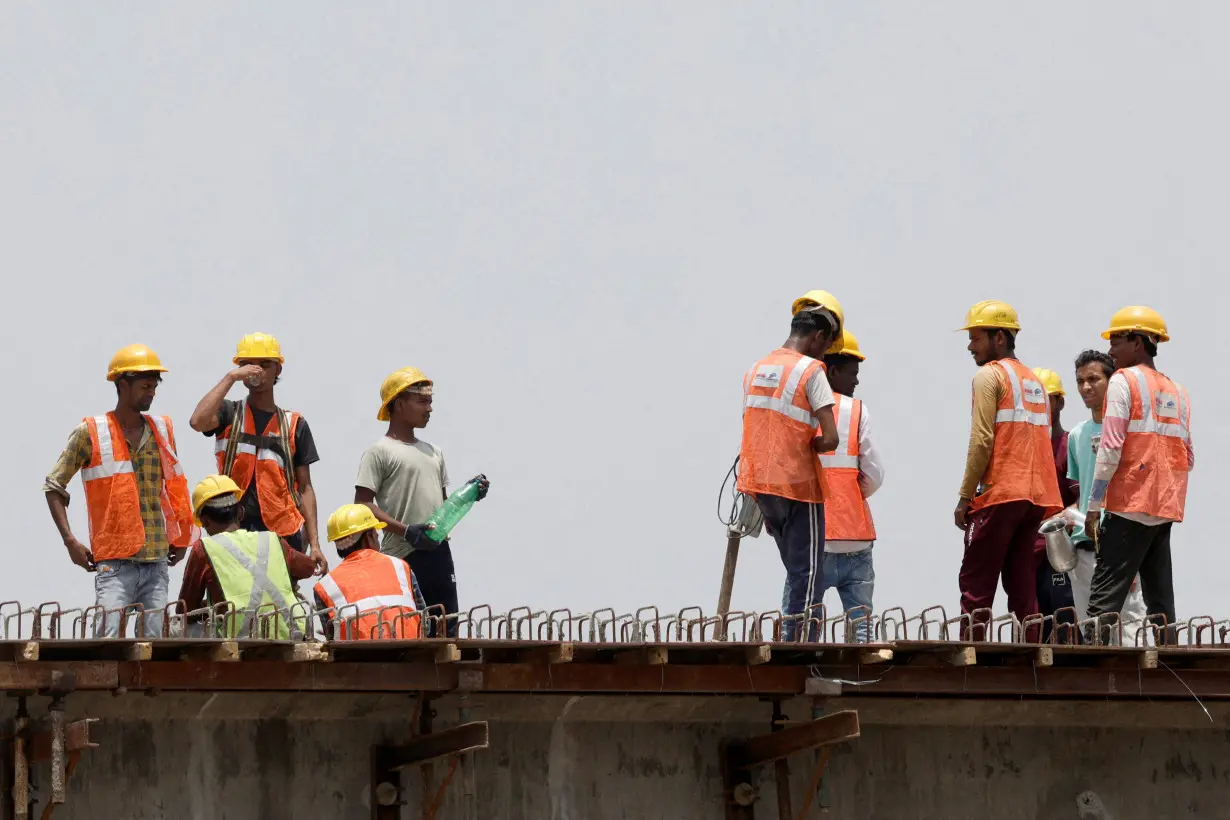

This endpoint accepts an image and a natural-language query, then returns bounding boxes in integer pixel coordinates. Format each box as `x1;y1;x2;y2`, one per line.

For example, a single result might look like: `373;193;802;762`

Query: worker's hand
953;498;971;531
64;536;95;572
308;544;328;576
229;364;265;387
404;523;440;551
1084;511;1101;547
168;547;187;567
473;475;490;501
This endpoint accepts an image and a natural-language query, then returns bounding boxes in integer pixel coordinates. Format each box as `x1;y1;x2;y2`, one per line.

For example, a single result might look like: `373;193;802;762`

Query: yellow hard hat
106;344;169;382
1031;368;1064;397
377;367;433;421
826;329;865;361
233;332;284;364
791;290;845;335
1101;305;1169;343
326;503;386;543
958;300;1020;332
191;474;243;523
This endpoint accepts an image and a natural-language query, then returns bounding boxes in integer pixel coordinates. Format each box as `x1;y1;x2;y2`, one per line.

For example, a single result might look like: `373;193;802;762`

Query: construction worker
738;292;842;641
189;333;326;575
177;475;315;638
354;368;489;638
817;330;883;643
1085;307;1193;645
1030;368;1081;642
44;345;196;638
955;301;1062;640
1065;350;1148;643
313;504;428;640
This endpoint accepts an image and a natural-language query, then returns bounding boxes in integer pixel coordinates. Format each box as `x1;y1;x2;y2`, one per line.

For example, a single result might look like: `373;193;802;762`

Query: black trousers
1035;557;1078;643
1087;514;1176;643
406;542;459;638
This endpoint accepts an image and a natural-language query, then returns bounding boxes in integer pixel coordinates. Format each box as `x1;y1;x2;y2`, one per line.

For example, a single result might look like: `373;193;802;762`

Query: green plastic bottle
424;475;486;542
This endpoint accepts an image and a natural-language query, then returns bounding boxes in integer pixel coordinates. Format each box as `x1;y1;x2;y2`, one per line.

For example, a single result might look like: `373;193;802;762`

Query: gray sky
3;4;1224;626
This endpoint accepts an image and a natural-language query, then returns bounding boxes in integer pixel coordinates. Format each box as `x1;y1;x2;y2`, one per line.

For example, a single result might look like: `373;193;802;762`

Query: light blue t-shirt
1066;418;1102;543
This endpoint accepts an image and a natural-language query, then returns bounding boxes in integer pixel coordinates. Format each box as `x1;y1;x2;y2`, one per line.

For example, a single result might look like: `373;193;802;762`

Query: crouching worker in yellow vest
313;504;427;640
177;475;318;639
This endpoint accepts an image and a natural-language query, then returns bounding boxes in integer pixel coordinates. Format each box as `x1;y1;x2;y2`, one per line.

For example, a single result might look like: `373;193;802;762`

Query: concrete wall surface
7;694;1230;820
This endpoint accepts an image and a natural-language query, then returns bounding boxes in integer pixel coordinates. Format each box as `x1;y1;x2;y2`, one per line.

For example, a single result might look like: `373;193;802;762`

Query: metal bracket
372;714;489;820
720;709;860;820
8;680;98;820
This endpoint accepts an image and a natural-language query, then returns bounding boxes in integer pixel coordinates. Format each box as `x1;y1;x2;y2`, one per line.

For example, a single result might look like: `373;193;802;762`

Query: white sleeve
805;370;836;413
856;405;885;498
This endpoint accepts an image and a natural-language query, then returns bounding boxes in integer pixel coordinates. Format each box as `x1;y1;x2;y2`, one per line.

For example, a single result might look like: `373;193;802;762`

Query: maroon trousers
960;500;1047;640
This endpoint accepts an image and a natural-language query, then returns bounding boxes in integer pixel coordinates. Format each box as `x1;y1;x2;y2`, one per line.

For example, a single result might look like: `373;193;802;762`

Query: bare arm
189;367;261;432
354;486;408;537
43;425;94;571
45;491;94;571
296;464;326;574
811;409;839;454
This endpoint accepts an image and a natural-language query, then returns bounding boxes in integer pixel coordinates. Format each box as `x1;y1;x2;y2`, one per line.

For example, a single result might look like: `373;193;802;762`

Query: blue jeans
93;559;170;638
821;548;875;643
757;495;825;642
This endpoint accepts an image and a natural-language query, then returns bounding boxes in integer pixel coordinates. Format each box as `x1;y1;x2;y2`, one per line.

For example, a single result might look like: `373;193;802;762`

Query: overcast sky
3;4;1224;633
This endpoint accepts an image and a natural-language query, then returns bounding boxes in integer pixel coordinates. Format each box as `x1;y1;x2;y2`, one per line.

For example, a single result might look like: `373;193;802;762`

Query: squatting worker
1086;307;1193;645
314;504;428;640
817;330;884;644
1030;368;1080;642
189;333;327;575
355;368;488;638
738;291;842;642
955;301;1061;640
1065;350;1147;642
44;345;196;639
178;475;315;639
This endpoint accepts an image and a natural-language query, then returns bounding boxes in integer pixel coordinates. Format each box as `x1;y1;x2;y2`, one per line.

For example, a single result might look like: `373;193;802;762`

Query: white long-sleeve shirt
827;401;884;554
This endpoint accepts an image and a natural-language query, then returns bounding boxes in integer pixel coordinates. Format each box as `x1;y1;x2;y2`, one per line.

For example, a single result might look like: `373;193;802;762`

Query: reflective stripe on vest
316;555;416;614
213;438;290;469
1122;367;1190;441
205;531;302;639
818;395;859;470
995;364;1050;428
81;416;135;481
1105;366;1191;521
743;355;821;428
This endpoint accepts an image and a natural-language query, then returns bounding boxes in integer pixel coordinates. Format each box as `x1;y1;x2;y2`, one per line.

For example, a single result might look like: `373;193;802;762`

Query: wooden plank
435;643;461;664
179;641;239;663
1035;648;1054;668
377;721;489;770
745;645;772;666
515;643;574;664
859;649;893;665
614;647;669;666
1139;649;1159;670
726;711;860;768
943;647;977;667
125;643;152;662
15;642;38;662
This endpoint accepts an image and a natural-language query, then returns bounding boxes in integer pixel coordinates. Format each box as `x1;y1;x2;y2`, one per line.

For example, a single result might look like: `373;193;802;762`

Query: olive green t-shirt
355;437;449;558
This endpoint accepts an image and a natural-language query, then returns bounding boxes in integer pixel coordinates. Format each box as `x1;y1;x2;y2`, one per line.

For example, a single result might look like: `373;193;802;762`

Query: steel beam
726;711;860;769
376;722;489;771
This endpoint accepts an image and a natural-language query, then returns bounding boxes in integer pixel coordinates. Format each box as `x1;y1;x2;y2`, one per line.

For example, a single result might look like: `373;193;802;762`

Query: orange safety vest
1104;366;1191;522
214;404;304;537
968;359;1062;514
313;549;421;640
82;413;196;561
818;394;876;541
738;348;827;504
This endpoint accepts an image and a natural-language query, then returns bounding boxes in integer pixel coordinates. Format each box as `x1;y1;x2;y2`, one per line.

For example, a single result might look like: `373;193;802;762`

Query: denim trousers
93;559;170;638
821;548;874;642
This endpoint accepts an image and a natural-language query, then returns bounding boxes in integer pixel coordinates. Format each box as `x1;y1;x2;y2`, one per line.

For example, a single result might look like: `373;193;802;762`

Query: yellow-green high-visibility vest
201;530;302;639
